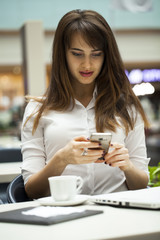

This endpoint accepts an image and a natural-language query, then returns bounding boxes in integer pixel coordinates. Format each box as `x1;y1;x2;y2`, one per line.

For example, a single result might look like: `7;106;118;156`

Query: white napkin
22;206;85;218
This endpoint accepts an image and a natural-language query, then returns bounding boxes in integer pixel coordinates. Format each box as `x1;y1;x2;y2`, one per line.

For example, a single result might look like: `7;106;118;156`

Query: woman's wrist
49;148;69;175
122;160;134;173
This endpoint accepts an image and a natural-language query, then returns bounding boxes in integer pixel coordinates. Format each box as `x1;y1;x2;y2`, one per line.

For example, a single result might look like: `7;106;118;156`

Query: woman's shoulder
24;98;43;116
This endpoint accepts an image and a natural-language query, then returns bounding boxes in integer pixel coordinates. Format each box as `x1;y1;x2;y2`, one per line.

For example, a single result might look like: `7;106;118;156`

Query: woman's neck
74;83;95;107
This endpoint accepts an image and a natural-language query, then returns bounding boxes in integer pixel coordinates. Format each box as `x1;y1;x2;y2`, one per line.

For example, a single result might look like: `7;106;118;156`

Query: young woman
21;9;150;199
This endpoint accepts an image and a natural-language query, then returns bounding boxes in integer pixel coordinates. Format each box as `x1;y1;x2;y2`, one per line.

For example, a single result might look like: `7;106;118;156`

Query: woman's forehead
67;32;102;50
69;33;89;47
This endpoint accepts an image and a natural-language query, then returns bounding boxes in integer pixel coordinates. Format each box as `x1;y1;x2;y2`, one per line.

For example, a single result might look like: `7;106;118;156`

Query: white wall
114;30;160;63
0;32;53;66
0;30;160;66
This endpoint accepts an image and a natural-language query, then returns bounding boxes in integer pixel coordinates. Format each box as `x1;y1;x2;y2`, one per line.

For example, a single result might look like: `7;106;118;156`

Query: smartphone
90;133;112;153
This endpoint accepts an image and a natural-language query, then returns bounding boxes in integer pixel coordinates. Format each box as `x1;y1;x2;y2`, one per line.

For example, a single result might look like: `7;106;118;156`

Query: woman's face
66;33;104;86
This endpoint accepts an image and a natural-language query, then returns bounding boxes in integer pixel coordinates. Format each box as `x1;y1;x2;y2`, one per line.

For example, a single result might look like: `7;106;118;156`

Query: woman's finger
110;160;126;168
110;142;124;149
74;136;88;142
74;141;101;150
106;153;129;164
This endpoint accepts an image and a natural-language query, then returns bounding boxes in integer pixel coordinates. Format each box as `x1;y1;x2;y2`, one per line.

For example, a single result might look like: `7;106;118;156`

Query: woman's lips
79;71;93;77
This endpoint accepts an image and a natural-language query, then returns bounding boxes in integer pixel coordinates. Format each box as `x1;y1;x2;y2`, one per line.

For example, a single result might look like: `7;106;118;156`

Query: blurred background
0;0;160;166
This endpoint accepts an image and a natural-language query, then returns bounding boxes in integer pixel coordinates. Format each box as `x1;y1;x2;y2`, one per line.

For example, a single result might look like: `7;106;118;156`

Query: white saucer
37;195;88;206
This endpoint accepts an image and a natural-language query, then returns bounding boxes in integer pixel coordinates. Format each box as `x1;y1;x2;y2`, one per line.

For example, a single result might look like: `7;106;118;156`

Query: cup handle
76;176;83;193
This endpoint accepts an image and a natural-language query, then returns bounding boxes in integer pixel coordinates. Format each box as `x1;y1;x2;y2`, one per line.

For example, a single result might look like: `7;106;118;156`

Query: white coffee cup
48;175;83;202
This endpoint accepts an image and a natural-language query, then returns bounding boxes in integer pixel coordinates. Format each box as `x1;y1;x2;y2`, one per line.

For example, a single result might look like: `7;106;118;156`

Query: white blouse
21;93;150;195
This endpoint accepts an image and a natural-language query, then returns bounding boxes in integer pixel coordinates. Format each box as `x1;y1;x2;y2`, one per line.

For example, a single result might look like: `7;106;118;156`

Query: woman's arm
24;149;68;199
123;160;149;190
104;143;149;190
24;136;104;199
104;112;150;190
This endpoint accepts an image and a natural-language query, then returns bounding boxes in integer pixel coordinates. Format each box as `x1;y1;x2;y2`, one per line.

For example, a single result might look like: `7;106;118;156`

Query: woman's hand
104;143;132;172
59;136;105;165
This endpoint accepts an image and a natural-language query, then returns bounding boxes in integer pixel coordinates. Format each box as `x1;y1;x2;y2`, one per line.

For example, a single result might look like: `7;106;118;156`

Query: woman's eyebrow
91;49;102;52
70;48;83;51
70;48;102;52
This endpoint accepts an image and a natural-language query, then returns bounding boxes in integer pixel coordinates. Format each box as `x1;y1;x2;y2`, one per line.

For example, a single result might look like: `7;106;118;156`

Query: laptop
90;186;160;209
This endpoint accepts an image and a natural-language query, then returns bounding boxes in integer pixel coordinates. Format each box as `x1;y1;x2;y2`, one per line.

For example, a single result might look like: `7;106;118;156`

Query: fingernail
87;137;90;140
98;157;104;160
99;143;102;146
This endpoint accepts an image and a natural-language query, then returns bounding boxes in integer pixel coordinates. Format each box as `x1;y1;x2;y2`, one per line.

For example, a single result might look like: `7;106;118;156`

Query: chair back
7;175;31;203
0;148;22;163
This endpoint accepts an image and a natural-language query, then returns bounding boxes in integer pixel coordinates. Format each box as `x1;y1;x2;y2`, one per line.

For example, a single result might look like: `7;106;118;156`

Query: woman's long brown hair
25;9;150;134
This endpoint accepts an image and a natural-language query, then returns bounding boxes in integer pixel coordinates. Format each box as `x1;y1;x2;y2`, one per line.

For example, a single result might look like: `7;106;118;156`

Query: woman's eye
91;52;102;57
71;52;82;57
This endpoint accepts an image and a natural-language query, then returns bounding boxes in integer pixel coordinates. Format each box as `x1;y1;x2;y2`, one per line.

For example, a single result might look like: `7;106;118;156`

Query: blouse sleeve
125;113;150;178
21;101;46;185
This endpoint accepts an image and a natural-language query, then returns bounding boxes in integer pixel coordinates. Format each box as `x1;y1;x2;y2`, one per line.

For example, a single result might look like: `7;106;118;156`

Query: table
0;135;21;183
0;162;21;183
0;200;160;240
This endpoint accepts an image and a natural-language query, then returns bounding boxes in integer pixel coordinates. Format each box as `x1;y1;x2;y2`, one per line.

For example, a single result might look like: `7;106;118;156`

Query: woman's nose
82;56;92;69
